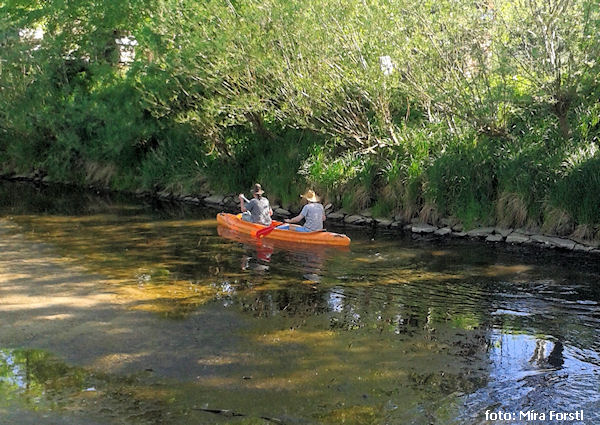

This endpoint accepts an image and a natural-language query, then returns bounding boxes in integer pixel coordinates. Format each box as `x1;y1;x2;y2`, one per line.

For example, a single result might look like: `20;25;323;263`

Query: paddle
253;222;278;238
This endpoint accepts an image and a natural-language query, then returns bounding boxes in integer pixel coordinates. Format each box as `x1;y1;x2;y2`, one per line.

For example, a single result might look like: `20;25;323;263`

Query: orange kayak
216;213;351;246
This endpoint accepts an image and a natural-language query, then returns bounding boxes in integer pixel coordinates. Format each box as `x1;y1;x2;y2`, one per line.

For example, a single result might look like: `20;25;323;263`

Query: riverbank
193;190;600;255
3;174;599;256
3;0;600;264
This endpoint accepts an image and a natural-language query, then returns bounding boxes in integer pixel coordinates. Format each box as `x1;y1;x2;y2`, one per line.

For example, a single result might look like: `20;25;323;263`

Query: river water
0;181;598;425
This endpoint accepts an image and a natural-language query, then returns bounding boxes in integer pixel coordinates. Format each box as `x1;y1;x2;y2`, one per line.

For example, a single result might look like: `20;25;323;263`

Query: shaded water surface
0;181;598;424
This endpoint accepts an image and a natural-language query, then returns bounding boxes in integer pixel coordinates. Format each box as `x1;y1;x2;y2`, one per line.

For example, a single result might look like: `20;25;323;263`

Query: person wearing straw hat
238;183;273;226
278;189;325;232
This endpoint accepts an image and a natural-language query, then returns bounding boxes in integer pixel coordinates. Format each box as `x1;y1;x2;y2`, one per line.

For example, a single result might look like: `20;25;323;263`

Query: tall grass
496;145;562;227
300;146;371;208
204;127;321;206
137;124;206;195
425;135;497;229
550;154;600;226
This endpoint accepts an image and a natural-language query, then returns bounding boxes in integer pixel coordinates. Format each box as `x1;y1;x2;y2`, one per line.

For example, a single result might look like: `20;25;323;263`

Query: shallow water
0;181;598;424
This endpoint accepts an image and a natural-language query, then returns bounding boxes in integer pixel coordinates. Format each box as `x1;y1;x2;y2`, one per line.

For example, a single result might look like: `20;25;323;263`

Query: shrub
205;127;320;206
138;124;206;194
550;154;600;225
496;143;562;225
425;136;497;228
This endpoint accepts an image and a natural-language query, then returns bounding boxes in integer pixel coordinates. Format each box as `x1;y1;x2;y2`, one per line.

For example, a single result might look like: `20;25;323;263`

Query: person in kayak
278;189;325;232
238;183;273;226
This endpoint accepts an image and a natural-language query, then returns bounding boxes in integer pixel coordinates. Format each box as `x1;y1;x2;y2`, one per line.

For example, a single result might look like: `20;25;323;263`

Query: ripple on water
455;331;600;424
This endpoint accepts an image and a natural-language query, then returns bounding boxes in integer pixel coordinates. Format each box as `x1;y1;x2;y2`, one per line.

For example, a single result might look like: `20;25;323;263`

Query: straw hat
252;183;265;195
301;189;319;203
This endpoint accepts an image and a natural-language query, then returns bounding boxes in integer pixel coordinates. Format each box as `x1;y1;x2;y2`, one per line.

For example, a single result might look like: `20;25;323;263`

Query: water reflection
0;181;599;424
0;348;181;425
217;225;347;283
457;331;600;425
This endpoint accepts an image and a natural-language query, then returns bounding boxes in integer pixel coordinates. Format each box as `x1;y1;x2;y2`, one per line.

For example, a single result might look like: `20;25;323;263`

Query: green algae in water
0;348;181;425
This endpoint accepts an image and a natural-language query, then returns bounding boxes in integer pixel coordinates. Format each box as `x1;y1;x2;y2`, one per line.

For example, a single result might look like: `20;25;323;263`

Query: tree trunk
245;112;275;140
554;98;571;140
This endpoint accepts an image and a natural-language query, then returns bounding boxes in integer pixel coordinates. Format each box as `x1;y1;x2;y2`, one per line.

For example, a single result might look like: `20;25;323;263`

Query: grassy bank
1;0;599;242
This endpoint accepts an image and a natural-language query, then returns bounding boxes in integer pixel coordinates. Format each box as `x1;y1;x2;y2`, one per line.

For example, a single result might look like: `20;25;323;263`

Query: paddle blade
254;223;277;238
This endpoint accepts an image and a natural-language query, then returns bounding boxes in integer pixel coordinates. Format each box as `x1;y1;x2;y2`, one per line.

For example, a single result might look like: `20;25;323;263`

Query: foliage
425;136;498;228
204;127;319;206
1;0;600;230
551;152;600;225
